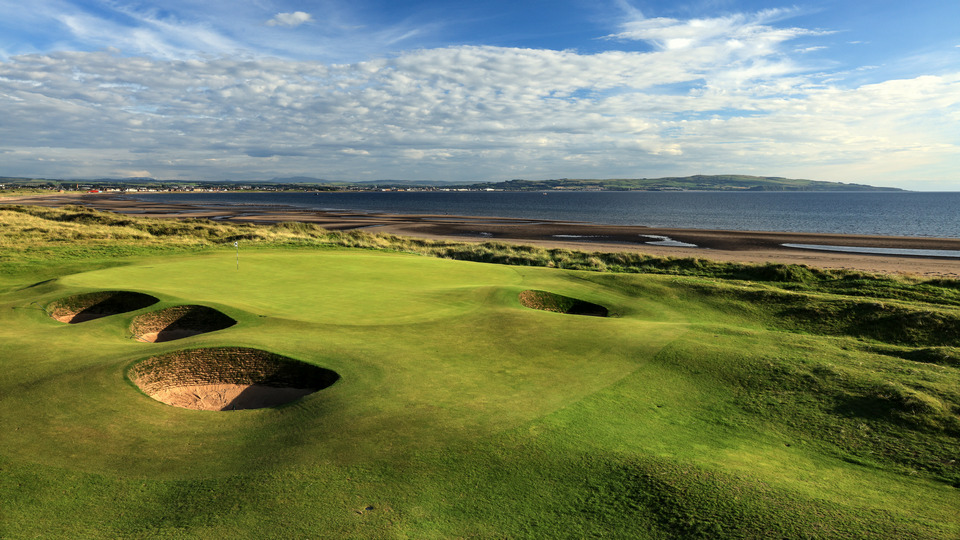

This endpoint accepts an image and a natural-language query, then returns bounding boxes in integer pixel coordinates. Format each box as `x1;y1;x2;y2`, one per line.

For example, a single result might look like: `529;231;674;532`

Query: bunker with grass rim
48;290;159;324
128;347;340;411
131;305;237;342
518;289;609;317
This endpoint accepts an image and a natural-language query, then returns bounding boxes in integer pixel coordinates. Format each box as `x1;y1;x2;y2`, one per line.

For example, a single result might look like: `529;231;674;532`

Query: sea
129;190;960;239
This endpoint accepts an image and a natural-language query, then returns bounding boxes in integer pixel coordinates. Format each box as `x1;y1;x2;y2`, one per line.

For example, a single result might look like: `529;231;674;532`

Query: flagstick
235;241;239;270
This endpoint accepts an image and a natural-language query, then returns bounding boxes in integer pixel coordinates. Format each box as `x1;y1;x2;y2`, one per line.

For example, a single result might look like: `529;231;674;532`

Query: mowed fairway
1;248;957;538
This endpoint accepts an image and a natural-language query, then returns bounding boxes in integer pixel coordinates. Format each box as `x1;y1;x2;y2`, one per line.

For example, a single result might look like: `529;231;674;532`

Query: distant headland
1;174;902;193
445;175;903;192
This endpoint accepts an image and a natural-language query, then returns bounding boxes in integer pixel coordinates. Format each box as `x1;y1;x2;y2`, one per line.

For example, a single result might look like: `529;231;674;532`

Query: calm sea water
131;191;960;238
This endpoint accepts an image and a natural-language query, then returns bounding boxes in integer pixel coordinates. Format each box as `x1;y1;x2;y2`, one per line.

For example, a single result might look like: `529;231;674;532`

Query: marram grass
3;204;959;303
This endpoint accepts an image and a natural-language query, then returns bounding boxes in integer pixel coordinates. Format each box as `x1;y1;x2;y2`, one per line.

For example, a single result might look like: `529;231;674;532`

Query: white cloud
115;169;153;177
266;12;313;28
606;8;819;50
0;8;956;186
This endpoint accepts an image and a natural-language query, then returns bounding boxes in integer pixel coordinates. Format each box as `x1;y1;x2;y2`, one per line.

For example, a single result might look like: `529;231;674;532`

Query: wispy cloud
266;12;313;28
32;1;247;59
0;0;426;62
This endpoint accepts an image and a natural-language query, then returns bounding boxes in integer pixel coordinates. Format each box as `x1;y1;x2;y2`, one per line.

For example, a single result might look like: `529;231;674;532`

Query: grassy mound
131;305;236;342
48;290;158;323
519;289;609;317
687;283;960;347
128;347;339;410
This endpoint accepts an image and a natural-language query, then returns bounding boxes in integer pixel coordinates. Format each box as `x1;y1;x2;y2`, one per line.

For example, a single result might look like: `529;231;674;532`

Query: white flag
234;241;238;247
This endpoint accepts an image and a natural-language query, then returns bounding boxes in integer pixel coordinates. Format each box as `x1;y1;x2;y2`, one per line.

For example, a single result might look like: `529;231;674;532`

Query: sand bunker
131;305;236;342
149;384;316;410
519;290;608;317
128;347;339;411
49;290;159;323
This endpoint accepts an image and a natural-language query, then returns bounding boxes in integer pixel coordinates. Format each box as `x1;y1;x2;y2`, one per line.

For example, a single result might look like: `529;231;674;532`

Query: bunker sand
128;347;339;411
131;305;236;343
519;289;609;317
151;383;316;411
49;290;159;324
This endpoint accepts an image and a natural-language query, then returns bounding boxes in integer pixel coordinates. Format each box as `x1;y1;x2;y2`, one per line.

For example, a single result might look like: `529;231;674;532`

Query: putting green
59;250;526;325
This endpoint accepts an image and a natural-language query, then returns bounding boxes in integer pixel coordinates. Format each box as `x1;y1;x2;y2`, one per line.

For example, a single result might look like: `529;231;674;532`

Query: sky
0;1;958;189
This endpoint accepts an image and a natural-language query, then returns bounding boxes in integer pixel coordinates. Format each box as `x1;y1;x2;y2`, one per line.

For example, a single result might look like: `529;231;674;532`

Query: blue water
130;191;960;238
783;244;960;258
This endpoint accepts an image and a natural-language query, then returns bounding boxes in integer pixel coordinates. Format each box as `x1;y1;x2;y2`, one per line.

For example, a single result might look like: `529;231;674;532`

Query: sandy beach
5;192;960;278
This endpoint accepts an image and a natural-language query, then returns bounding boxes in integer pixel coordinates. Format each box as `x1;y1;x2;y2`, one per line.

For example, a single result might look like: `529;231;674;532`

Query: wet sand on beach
6;192;960;278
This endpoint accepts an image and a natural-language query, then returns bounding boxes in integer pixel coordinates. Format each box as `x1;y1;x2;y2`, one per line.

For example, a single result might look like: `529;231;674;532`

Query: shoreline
5;192;960;278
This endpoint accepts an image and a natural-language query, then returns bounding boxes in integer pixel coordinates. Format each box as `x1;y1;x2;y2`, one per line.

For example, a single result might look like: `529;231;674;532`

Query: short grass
1;206;958;538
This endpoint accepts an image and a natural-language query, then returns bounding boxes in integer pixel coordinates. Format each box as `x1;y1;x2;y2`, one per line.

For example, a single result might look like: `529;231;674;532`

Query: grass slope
0;208;958;538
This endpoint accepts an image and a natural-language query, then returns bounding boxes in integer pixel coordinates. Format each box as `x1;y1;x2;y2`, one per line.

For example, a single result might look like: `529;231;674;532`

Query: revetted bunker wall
518;289;609;317
49;290;159;323
131;305;236;342
129;347;339;396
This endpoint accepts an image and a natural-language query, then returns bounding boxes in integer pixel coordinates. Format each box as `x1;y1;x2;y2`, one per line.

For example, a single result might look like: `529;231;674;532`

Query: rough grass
0;188;51;197
681;281;960;347
4;203;959;308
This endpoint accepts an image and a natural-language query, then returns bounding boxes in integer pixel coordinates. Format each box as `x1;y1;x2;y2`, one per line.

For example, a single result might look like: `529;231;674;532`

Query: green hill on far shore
457;175;902;192
2;173;903;192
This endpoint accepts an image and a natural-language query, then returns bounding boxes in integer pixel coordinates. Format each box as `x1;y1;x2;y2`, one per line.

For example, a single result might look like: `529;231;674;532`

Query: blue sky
0;1;958;188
